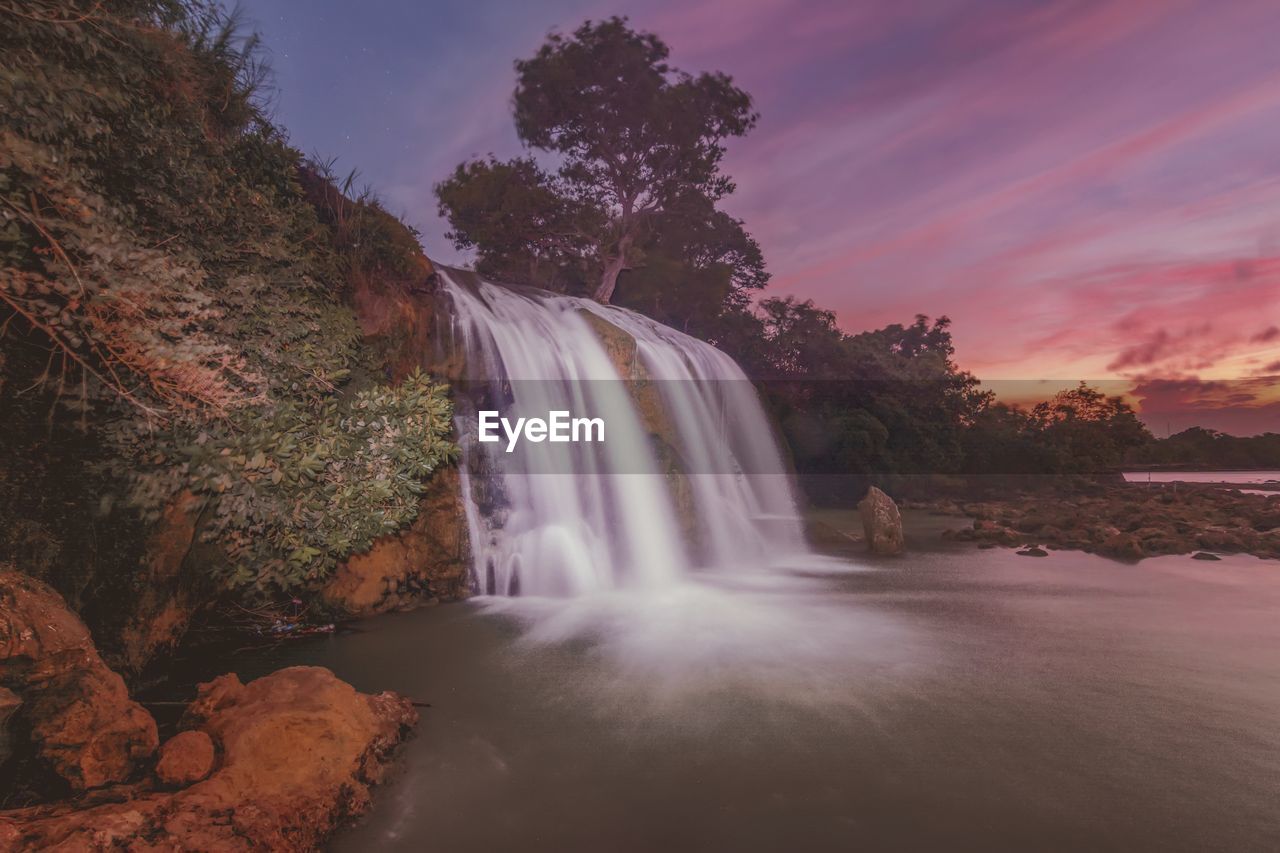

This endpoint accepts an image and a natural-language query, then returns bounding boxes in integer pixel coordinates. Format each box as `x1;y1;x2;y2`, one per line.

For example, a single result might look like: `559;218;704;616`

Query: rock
858;487;904;555
1100;532;1144;560
323;467;470;616
1191;551;1222;561
1016;547;1049;557
941;484;1280;561
1090;524;1123;543
0;686;19;765
1012;514;1051;533
1038;525;1064;542
0;570;158;790
0;666;417;851
155;730;216;787
989;528;1013;545
577;308;701;546
1197;528;1245;551
117;490;204;673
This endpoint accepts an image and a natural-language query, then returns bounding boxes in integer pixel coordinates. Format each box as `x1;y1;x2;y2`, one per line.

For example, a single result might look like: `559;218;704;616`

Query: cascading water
437;267;811;597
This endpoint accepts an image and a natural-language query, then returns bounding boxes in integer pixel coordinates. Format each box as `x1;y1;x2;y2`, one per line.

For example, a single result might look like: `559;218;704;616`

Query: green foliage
513;17;756;213
958;385;1155;476
437;16;762;304
0;1;456;600
613;193;768;335
1025;383;1153;472
145;370;456;597
1129;427;1280;468
304;158;427;283
746;303;990;496
435;156;601;292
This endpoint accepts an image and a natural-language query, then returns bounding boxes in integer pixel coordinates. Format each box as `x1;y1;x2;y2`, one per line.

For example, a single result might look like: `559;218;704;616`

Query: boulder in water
0;569;158;790
858;487;904;555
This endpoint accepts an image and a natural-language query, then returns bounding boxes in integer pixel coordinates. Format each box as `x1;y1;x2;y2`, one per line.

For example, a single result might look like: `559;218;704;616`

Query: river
168;512;1280;851
1122;470;1280;485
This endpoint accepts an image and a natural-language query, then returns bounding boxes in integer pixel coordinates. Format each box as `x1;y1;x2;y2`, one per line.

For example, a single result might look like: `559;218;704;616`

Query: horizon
243;0;1279;434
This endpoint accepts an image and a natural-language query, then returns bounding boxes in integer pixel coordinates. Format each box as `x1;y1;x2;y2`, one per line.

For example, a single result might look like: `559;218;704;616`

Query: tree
435;157;601;292
1027;383;1153;471
436;17;759;304
612;192;768;336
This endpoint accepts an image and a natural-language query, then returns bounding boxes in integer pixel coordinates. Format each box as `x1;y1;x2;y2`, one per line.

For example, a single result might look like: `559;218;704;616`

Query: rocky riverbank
914;483;1280;560
0;570;416;850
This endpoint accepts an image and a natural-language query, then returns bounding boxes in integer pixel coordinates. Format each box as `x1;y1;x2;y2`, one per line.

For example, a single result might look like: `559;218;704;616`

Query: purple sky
244;0;1280;433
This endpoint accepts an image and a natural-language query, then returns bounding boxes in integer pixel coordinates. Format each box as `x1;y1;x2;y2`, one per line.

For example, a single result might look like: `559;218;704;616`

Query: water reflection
213;537;1280;852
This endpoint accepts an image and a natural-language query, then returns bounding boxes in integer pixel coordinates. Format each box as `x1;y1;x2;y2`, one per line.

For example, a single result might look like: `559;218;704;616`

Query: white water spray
438;268;810;597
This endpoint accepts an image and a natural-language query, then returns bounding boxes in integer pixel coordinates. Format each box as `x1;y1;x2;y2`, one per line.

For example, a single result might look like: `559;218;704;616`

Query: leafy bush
125;369;455;596
0;1;456;600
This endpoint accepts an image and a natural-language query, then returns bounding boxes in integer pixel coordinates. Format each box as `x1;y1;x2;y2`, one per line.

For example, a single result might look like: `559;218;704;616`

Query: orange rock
323;467;469;616
155;730;216;787
118;490;204;673
0;569;158;790
0;686;19;763
0;666;418;851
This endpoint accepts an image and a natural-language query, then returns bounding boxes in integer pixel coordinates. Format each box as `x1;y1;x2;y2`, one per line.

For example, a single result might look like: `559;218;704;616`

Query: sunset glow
249;0;1280;430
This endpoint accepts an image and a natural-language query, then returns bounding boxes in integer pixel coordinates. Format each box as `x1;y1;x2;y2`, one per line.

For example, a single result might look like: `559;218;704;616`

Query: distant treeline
714;300;1277;501
717;302;1152;501
1128;428;1280;470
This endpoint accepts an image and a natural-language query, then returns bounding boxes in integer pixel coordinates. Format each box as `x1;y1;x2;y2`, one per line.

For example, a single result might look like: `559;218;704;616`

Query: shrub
1;1;456;601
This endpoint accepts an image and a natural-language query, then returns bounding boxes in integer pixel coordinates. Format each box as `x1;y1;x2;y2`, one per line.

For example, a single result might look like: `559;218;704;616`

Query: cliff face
90;186;475;667
0;4;463;672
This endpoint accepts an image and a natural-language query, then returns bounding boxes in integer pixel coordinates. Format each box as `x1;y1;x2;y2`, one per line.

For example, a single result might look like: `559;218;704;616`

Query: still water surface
194;515;1280;851
1122;470;1280;485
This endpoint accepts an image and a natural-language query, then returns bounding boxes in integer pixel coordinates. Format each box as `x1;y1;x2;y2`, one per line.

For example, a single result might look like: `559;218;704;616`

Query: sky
241;0;1280;434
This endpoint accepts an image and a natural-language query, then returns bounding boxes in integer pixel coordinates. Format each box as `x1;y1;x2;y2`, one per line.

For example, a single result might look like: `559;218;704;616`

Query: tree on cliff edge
436;17;759;305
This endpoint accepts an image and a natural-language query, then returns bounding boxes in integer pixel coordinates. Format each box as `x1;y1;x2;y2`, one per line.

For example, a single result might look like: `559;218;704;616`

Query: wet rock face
0;570;158;791
0;686;19;766
117;489;204;673
322;466;470;616
577;309;701;547
0;666;418;851
859;486;905;555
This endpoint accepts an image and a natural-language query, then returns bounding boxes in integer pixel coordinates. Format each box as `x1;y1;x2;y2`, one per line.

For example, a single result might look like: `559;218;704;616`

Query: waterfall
437;268;810;597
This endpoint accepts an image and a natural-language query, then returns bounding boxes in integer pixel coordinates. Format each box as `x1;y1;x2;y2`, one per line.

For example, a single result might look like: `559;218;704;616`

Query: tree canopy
436;16;762;312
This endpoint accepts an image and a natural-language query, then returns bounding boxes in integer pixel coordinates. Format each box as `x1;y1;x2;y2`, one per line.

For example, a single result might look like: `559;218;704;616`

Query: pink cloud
1130;377;1280;436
